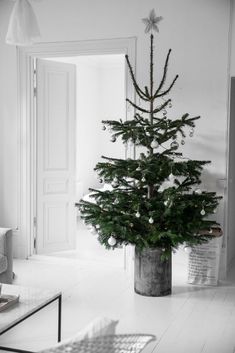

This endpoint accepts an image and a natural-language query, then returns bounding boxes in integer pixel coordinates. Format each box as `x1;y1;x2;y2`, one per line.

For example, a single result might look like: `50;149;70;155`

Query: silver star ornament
142;9;163;34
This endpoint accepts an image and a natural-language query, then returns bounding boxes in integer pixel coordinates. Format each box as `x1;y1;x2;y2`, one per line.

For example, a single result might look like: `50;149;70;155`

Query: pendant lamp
6;0;40;46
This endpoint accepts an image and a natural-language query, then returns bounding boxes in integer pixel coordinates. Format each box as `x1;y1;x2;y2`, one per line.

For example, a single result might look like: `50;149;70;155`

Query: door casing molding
17;37;136;258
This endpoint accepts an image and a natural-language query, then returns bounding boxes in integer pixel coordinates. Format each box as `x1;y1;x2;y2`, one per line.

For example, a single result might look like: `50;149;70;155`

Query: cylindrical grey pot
134;247;172;296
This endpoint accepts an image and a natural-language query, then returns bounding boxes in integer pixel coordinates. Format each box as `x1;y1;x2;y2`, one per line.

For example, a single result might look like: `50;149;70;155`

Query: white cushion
73;316;118;339
39;317;119;352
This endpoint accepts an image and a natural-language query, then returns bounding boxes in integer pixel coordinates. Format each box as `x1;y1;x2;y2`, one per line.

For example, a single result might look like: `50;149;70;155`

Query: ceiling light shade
6;0;40;46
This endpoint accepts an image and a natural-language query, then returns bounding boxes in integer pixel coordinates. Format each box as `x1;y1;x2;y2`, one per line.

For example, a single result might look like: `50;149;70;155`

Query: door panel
36;59;76;254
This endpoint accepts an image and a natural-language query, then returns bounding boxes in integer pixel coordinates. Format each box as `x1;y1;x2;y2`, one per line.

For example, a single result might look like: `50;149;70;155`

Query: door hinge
33;216;37;251
33;237;37;250
33;68;37;97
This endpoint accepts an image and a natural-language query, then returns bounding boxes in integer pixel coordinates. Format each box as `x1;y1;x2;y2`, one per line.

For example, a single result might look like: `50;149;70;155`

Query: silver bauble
108;236;117;246
184;246;192;254
195;188;202;195
200;209;206;216
168;173;175;182
150;140;159;149
170;141;179;149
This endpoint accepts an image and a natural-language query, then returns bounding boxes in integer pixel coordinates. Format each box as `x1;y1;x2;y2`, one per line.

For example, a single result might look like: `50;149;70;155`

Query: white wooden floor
1;222;235;353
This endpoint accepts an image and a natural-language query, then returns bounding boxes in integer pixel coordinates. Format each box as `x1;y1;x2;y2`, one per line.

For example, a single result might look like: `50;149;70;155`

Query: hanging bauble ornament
184;246;192;254
189;128;194;137
130;223;134;227
200;209;206;216
213;209;216;214
170;141;179;149
141;177;146;182
149;217;154;224
209;228;213;234
150;140;159;149
102;125;106;131
164;200;169;206
90;227;97;235
163;109;167;116
114;198;119;204
135;211;140;218
181;139;185;145
111;136;116;142
168;173;175;182
195;188;202;195
108;236;117;246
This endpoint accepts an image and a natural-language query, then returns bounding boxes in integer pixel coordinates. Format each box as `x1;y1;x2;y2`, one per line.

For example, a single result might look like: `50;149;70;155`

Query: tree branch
154;49;171;96
154;75;179;98
153;99;171;114
126;98;151;113
125;55;150;101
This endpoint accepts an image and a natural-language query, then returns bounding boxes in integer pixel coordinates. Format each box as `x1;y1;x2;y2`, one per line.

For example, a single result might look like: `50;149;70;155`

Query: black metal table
0;285;62;353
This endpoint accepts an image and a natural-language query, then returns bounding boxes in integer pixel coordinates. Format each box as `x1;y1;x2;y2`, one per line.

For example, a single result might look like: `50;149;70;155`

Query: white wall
0;0;231;262
75;61;102;196
0;1;18;229
76;57;125;196
99;61;126;160
51;55;125;198
226;0;235;267
230;0;235;77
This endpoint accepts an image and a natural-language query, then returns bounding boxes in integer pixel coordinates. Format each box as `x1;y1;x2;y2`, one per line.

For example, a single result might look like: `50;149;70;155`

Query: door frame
17;37;136;258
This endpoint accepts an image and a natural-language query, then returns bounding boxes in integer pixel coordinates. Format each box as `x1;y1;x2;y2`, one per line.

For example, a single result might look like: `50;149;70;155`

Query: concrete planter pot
134;247;172;296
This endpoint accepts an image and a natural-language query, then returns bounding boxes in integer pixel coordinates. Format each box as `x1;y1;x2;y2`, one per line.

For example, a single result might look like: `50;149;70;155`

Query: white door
36;59;76;254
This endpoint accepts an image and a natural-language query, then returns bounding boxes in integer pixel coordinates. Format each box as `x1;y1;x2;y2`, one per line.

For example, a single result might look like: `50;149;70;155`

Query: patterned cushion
0;255;7;274
40;334;156;353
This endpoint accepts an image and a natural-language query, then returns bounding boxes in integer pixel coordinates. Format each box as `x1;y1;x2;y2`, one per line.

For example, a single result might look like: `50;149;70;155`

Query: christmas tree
78;10;221;259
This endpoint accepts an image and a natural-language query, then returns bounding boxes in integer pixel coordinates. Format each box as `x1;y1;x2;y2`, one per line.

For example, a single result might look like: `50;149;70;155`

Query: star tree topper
142;9;163;33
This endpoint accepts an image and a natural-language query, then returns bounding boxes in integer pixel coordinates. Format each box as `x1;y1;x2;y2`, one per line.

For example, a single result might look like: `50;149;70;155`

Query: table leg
0;293;62;352
0;347;34;353
58;294;62;342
